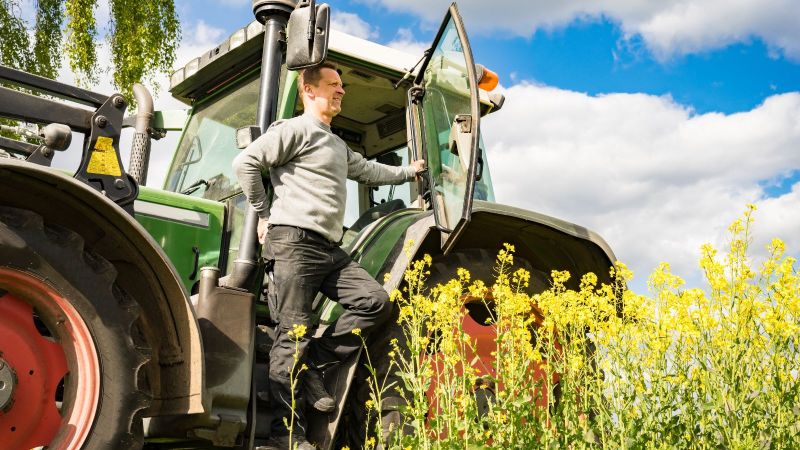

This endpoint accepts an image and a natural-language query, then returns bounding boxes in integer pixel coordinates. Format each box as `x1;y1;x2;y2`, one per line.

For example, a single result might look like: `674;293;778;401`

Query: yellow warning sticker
86;136;122;176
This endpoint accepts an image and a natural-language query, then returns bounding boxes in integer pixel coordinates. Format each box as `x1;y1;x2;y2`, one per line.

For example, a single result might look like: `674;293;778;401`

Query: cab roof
169;22;422;104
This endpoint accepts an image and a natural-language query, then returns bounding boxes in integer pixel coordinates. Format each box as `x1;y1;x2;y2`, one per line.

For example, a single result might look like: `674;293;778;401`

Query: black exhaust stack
223;1;296;290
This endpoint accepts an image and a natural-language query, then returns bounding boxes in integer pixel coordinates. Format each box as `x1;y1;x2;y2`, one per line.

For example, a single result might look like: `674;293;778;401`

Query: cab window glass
340;146;412;248
344;178;360;227
474;135;495;202
166;68;286;201
420;17;473;231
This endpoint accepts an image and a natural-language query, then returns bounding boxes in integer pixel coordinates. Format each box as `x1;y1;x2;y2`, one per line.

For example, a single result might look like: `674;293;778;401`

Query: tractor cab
162;5;502;268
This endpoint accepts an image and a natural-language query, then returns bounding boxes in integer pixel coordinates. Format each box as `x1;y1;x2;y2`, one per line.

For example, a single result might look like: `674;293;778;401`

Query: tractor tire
0;206;151;450
426;248;552;413
338;249;546;449
427;247;544;294
427;248;547;326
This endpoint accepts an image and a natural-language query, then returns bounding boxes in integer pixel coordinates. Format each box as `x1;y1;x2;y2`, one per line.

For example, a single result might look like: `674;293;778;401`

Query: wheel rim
0;267;100;450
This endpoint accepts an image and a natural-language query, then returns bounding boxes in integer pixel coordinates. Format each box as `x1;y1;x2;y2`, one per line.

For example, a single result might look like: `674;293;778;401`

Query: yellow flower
287;323;307;339
351;328;362;336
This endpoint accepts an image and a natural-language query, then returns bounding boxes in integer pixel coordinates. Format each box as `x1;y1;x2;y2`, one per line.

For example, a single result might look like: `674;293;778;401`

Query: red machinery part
0;268;100;450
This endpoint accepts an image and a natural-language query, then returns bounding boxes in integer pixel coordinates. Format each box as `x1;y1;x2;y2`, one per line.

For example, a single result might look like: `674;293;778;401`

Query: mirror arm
393;49;431;90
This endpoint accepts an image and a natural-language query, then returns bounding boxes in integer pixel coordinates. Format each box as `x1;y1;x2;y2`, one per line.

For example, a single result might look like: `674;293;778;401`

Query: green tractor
0;1;617;448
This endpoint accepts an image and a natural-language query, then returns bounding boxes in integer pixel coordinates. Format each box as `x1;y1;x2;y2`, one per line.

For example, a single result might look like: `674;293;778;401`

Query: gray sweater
233;113;416;242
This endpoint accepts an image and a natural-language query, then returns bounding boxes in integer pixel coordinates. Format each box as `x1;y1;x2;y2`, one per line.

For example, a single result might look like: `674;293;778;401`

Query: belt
270;224;342;247
304;227;342;247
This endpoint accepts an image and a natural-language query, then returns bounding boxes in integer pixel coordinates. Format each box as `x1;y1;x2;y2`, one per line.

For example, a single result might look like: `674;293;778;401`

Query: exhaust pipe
223;1;294;290
129;83;154;185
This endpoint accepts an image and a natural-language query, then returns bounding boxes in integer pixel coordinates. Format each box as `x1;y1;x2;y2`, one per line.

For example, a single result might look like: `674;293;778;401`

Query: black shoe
256;434;316;450
305;368;335;412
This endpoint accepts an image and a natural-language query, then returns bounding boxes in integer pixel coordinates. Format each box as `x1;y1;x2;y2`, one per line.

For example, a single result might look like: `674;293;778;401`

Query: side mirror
236;126;261;149
286;0;330;70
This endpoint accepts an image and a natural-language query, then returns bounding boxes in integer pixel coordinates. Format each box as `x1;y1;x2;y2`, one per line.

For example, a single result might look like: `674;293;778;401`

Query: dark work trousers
264;225;393;438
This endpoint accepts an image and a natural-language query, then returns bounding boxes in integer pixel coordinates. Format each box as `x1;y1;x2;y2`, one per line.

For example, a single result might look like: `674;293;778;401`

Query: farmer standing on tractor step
233;61;425;450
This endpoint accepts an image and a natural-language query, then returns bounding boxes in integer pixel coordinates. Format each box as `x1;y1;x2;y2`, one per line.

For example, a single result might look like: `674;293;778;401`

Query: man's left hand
411;159;426;178
257;218;269;244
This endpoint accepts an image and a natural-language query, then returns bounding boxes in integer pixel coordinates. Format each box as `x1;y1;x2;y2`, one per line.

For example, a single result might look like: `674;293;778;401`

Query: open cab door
410;2;481;254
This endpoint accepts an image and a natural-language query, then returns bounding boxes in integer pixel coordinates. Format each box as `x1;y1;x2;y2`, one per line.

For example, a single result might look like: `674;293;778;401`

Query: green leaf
3;0;179;102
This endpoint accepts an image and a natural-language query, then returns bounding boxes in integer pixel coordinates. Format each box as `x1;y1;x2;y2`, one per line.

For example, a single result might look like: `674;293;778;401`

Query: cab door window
413;4;481;251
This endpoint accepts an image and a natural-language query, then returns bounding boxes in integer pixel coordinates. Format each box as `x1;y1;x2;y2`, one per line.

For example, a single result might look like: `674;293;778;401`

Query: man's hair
299;62;338;91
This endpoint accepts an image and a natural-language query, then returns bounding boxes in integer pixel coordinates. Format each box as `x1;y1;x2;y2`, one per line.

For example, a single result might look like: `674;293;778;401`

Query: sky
43;0;800;292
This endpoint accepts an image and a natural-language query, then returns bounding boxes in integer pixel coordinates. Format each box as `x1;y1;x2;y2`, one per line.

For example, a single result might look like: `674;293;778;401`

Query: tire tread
0;206;151;450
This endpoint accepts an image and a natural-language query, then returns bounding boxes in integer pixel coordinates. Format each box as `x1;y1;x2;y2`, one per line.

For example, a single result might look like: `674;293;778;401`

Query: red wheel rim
0;267;100;450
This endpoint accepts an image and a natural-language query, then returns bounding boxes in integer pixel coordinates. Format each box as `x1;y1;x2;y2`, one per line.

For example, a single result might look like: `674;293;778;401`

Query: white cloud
481;84;800;290
372;0;800;60
331;11;379;40
386;28;429;56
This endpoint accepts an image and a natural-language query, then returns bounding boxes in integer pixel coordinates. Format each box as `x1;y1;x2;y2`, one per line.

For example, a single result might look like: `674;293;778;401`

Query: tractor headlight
246;21;264;41
229;28;246;50
170;68;185;89
184;58;200;78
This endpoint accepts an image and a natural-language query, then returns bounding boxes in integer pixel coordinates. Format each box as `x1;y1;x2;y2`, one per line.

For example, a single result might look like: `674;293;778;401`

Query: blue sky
176;0;800;114
51;0;800;291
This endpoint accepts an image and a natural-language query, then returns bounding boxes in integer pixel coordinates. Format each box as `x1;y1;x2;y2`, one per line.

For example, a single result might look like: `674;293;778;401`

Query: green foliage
0;0;34;71
65;0;99;83
35;0;65;79
1;0;180;99
108;0;180;96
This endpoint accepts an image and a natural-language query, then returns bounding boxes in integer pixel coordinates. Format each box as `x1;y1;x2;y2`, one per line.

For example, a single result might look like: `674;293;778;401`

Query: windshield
165;74;261;201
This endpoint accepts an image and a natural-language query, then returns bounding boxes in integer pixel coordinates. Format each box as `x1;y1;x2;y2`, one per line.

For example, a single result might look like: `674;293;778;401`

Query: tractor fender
0;158;205;416
465;199;617;283
381;200;618;292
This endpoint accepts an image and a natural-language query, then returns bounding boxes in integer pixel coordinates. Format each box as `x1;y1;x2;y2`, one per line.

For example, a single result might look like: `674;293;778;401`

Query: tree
0;0;180;98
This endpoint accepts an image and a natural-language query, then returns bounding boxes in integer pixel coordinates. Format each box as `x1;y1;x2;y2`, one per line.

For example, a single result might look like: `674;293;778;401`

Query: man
233;62;425;450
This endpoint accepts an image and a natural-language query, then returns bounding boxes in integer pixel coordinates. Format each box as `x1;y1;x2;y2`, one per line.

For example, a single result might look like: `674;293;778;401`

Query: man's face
305;68;346;118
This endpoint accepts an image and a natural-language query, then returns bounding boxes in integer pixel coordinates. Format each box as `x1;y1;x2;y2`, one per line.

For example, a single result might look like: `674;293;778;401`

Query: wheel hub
0;288;68;449
0;357;16;412
0;268;100;450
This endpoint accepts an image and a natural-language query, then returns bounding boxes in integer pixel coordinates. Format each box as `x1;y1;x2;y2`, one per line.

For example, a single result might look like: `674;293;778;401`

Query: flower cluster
373;206;799;449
